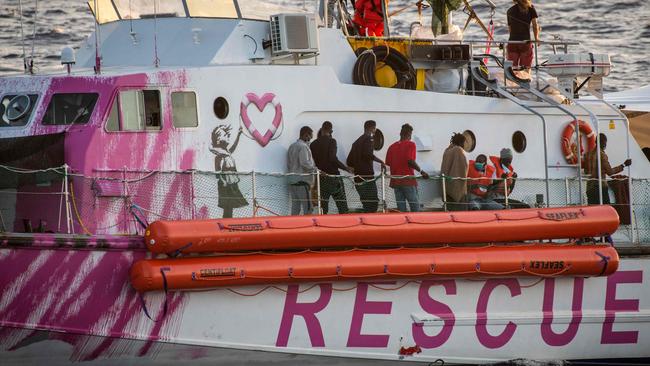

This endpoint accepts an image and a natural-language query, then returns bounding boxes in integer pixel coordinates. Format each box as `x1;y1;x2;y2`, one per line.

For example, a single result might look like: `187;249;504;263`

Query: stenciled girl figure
210;125;247;218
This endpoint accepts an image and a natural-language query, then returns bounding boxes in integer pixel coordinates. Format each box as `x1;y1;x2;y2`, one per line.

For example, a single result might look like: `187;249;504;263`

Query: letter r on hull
276;284;332;347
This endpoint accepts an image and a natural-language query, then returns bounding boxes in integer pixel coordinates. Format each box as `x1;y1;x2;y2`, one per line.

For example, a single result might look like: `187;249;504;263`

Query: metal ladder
470;60;637;243
469;60;583;206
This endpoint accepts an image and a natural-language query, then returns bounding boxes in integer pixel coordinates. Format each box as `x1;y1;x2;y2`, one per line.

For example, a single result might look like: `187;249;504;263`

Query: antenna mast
18;0;27;73
94;0;101;74
153;0;160;67
28;0;38;74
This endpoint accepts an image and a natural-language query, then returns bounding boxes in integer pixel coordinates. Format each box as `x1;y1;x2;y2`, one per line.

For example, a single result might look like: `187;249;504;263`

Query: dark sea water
0;0;649;92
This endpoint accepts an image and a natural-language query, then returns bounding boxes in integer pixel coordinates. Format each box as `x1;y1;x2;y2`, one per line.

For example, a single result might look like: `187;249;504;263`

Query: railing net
0;165;647;245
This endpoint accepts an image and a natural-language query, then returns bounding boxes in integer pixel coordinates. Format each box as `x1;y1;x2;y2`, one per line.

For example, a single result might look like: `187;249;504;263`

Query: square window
171;91;198;128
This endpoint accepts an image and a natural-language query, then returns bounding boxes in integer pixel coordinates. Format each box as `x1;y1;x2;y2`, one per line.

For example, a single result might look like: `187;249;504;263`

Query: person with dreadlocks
507;0;540;71
441;132;468;211
210;124;247;218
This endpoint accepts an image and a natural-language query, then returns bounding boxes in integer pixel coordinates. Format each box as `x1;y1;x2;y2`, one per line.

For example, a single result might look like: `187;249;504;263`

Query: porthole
462;130;476;152
373;128;384;151
213;97;229;119
512;130;527;153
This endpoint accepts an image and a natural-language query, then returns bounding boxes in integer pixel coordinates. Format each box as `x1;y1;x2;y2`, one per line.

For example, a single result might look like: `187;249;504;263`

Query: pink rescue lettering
475;279;521;349
347;282;394;347
413;280;456;348
541;278;584;346
276;283;332;347
601;270;642;344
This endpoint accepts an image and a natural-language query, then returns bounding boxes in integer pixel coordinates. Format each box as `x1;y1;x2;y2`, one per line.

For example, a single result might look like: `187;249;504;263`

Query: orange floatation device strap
144;206;619;255
130;244;619;292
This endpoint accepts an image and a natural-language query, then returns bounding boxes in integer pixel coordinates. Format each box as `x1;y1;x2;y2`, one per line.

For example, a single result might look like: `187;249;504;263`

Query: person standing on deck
385;123;429;212
310;121;352;214
586;133;632;205
347;120;386;213
288;126;317;215
507;0;540;72
440;133;468;211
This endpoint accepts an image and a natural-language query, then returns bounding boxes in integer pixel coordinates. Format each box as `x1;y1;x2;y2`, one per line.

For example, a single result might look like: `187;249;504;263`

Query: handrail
468;61;551;207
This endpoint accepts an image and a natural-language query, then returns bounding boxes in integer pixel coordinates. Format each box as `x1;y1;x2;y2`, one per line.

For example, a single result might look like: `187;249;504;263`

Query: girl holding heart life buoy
210;124;248;218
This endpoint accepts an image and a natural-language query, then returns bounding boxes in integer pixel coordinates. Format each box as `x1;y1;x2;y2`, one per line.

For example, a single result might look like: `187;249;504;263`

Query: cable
353;46;417;90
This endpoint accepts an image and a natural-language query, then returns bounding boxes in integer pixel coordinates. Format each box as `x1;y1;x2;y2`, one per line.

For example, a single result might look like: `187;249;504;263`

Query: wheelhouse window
105;89;161;132
0;94;38;127
171;91;198;128
88;0;240;23
42;93;99;125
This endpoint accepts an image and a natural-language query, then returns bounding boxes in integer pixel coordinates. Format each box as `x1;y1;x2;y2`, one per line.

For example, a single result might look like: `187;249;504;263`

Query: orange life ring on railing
561;120;597;165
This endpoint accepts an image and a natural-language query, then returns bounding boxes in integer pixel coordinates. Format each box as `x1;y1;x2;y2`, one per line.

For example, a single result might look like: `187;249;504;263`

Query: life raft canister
561;120;597;166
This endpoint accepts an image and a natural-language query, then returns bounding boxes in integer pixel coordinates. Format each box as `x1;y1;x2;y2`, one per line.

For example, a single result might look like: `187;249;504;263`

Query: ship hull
1;243;649;364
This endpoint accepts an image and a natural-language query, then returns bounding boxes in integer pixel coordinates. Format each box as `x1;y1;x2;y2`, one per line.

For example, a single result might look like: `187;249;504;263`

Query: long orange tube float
131;244;619;292
144;206;619;254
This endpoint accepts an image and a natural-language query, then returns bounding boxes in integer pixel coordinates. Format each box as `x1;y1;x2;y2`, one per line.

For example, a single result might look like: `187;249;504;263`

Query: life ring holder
561;120;597;166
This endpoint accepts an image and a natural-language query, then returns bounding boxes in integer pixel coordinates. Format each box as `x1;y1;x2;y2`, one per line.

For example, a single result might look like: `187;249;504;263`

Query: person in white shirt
287;126;317;215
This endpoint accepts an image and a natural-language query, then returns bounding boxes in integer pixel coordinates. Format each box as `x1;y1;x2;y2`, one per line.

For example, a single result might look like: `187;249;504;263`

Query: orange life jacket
489;156;515;196
468;160;495;198
353;0;385;36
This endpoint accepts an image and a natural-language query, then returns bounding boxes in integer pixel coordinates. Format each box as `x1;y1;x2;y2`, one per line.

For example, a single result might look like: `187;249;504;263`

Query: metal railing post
316;170;322;215
504;177;509;209
190;170;196;220
565;177;570;206
381;170;386;213
534;42;540;92
122;166;128;233
63;164;72;234
252;170;257;217
58;169;65;232
441;175;447;211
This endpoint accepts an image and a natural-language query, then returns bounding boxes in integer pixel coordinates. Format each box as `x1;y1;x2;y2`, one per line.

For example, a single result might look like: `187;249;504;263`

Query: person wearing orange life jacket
488;148;530;209
467;154;503;211
353;0;388;36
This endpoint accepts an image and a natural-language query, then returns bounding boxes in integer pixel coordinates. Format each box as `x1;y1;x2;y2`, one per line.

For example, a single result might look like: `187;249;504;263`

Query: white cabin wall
184;64;650;179
76;18;241;69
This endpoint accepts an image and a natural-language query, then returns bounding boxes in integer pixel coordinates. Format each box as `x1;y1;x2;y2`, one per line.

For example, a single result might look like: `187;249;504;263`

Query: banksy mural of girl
210;125;247;218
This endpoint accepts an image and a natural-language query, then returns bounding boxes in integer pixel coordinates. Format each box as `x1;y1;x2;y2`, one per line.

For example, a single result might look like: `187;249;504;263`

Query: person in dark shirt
310;121;352;214
347;120;385;213
587;134;632;205
507;0;540;71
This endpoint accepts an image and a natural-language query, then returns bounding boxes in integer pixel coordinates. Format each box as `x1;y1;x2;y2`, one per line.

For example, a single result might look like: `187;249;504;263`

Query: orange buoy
130;244;619;292
144;206;619;255
561;119;597;165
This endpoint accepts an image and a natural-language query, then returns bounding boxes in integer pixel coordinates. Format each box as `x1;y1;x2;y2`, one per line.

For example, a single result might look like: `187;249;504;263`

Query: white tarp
604;84;650;113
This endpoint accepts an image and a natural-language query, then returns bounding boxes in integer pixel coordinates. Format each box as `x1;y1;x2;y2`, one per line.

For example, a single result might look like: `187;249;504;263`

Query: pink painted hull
0;246;187;362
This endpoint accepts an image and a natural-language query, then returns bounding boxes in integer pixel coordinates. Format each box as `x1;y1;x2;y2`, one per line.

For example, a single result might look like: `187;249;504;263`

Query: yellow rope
69;180;92;235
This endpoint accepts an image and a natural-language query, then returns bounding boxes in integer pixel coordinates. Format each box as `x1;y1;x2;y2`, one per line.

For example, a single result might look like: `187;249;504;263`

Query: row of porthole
463;130;527;154
212;96;527;154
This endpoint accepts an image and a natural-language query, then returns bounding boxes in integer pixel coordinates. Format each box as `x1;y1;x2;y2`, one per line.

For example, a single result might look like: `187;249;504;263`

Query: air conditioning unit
269;13;319;55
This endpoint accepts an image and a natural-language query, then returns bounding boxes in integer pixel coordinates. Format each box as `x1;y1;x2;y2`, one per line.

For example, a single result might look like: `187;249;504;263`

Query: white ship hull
1;244;649;364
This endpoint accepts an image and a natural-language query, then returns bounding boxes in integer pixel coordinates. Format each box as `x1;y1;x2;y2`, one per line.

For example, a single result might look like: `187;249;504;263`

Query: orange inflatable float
130;244;619;292
144;206;619;255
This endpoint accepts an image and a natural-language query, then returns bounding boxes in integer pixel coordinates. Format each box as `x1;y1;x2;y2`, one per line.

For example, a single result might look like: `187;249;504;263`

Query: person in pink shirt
385;124;429;212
